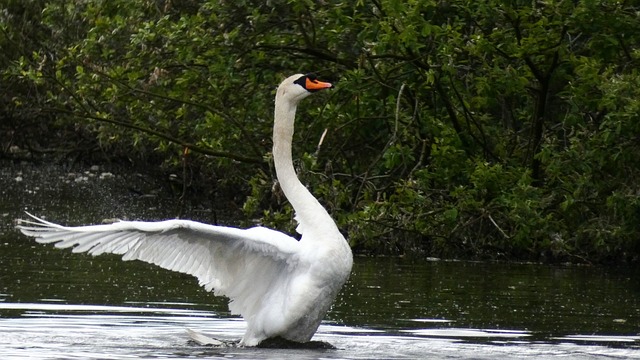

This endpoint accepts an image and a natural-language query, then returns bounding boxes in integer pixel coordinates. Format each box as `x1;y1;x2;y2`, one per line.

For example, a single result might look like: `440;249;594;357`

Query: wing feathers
16;214;302;315
71;232;119;253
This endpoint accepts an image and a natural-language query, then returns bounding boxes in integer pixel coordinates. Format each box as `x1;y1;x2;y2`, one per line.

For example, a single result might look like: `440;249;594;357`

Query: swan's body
17;74;353;347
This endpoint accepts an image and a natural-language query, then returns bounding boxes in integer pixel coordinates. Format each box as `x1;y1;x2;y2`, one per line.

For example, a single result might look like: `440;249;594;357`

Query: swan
16;73;353;347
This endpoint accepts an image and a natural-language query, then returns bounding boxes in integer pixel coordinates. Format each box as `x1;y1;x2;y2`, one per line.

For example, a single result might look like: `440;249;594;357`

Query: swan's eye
294;75;308;88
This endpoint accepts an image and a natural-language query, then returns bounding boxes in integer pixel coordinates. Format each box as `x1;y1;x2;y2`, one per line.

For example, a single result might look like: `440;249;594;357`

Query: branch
48;108;265;164
82;67;266;159
448;77;498;161
256;44;356;68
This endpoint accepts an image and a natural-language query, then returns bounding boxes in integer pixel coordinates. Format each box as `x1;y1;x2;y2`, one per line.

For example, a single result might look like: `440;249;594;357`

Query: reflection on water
1;164;640;359
339;259;640;338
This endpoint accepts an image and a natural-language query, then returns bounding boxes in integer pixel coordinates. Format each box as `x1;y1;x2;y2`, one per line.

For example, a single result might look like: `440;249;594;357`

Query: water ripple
1;302;639;359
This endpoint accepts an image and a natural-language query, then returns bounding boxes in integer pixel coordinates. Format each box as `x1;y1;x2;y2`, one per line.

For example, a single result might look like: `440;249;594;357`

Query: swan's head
277;74;333;104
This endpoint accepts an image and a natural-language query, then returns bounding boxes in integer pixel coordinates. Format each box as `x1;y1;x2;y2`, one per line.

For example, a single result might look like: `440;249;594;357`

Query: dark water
1;164;639;359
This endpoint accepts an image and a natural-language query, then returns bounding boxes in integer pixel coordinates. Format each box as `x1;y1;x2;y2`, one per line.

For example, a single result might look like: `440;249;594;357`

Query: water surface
1;164;639;359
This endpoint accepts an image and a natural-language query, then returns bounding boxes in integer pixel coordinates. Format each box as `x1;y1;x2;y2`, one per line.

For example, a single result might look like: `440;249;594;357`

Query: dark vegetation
2;0;640;263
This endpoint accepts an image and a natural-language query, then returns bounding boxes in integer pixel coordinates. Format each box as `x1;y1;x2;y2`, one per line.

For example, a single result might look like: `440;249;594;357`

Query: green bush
3;0;640;263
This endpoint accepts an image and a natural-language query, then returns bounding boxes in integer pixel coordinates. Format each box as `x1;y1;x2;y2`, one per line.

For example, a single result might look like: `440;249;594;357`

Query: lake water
1;164;639;359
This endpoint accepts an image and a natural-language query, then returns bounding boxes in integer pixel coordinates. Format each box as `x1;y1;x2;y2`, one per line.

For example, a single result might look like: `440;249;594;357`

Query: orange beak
305;77;333;91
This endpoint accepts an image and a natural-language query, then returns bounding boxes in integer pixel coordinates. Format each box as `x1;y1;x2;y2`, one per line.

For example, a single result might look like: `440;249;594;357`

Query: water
1;164;639;359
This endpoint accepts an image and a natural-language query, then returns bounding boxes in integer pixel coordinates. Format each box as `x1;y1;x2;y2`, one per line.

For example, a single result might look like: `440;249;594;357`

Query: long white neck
273;92;339;238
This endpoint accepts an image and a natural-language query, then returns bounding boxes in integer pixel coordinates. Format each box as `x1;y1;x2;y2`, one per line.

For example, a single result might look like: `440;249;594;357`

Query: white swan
16;73;353;347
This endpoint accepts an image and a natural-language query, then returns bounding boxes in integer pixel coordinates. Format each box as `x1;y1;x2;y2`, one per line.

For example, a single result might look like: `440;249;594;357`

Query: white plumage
17;74;353;347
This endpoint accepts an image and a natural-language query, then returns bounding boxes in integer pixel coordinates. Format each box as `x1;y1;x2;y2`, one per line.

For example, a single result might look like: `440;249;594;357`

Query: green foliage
2;0;640;263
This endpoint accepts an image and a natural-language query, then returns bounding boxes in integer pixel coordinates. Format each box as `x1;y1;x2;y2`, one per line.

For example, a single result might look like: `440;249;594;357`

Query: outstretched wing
16;213;301;315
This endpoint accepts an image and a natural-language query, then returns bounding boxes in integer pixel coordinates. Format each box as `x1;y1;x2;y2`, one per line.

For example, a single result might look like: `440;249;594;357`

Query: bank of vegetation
2;0;639;263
